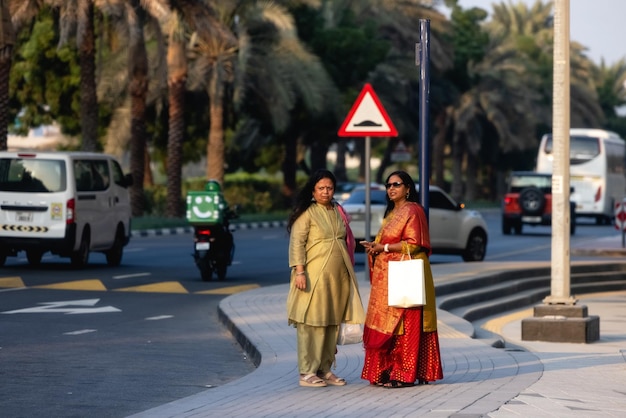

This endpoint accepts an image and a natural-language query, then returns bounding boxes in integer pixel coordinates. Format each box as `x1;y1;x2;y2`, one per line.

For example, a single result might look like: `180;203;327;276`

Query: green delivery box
186;191;225;224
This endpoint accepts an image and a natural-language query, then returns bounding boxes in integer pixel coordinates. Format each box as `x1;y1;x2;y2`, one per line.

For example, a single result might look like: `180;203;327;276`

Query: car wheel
105;227;125;267
519;187;545;216
514;222;523;235
462;229;487;262
501;218;512;235
71;230;90;268
26;250;43;266
0;251;6;266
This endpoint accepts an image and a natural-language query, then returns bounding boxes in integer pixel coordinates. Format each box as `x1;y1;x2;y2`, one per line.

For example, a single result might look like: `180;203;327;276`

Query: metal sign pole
364;136;371;242
417;19;431;221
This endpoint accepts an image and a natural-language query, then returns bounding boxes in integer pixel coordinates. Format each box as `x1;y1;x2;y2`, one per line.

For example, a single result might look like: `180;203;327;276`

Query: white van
0;151;133;267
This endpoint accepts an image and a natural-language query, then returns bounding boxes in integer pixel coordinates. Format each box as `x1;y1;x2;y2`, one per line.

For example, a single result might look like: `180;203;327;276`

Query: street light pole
544;0;575;305
522;0;599;343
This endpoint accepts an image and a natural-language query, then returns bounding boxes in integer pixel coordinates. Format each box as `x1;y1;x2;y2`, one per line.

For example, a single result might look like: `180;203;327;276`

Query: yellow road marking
2;276;262;295
0;276;26;288
33;279;107;291
482;309;533;334
196;284;260;295
115;281;189;294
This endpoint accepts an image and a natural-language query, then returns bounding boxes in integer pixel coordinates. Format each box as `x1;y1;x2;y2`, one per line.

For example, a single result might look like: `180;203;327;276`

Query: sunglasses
385;182;404;189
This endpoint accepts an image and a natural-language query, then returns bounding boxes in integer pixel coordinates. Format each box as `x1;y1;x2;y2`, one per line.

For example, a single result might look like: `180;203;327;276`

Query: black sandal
383;380;415;389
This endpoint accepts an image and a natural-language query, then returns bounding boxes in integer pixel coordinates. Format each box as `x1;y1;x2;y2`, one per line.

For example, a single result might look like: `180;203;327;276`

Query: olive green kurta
287;203;365;327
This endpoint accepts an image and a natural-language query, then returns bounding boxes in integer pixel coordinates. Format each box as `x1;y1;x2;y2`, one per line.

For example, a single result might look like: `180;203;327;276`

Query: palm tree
187;1;336;201
134;3;189;219
164;11;187;218
183;1;238;187
12;0;101;151
489;0;604;129
439;0;605;200
0;0;15;151
592;58;626;137
592;58;626;119
53;0;100;151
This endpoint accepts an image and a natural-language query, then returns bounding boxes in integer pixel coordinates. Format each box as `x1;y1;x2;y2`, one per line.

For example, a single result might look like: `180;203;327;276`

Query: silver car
341;184;488;262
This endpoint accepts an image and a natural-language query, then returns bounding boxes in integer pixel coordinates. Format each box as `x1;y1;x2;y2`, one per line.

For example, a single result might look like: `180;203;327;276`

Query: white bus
536;128;626;225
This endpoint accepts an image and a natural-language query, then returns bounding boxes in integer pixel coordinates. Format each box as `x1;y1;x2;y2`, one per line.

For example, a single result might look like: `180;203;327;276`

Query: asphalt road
0;228;285;418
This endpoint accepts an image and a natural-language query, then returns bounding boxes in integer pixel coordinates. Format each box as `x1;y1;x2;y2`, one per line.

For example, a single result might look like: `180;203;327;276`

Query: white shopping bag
387;256;426;308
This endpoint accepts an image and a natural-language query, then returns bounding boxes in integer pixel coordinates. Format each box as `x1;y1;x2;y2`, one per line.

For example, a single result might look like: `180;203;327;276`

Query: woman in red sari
360;171;443;389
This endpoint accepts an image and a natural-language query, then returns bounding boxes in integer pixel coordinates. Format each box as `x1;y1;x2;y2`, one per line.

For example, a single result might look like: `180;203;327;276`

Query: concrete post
521;0;599;343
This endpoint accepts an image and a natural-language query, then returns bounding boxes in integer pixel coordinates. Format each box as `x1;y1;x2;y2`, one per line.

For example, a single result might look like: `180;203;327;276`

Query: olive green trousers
296;323;339;375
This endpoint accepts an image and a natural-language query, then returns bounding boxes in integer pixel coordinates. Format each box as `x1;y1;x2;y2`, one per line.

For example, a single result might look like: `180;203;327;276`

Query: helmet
204;179;221;192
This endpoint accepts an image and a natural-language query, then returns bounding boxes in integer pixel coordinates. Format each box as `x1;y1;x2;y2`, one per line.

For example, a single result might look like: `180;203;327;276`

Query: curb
572;247;626;256
131;220;288;238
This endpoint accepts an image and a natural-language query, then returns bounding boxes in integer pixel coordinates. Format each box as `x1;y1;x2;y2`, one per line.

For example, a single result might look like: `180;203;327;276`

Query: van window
74;160;110;192
111;160;125;187
0;158;66;193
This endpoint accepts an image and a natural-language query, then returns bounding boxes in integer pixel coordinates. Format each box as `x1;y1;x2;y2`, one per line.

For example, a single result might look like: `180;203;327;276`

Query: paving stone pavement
129;234;626;418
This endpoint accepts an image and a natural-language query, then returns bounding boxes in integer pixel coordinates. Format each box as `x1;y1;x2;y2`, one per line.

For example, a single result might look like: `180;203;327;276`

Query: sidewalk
130;234;626;418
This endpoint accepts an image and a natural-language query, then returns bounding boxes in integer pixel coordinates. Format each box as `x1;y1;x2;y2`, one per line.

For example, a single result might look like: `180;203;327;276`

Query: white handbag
387;249;426;308
337;323;363;345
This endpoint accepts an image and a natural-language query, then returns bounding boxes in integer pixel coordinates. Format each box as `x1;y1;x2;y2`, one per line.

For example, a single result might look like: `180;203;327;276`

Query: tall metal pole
417;19;430;221
364;136;371;242
545;0;575;305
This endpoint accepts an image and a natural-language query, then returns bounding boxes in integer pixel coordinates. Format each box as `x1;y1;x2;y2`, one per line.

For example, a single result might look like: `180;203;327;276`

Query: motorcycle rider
186;180;236;280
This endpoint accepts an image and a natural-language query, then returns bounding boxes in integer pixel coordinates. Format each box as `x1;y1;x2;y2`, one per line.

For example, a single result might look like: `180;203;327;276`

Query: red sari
361;202;443;385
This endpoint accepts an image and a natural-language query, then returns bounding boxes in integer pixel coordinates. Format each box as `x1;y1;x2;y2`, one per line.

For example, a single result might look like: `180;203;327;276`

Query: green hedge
142;172;298;217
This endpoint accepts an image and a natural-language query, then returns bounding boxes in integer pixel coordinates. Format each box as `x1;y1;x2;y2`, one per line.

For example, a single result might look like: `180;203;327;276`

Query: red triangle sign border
338;83;398;137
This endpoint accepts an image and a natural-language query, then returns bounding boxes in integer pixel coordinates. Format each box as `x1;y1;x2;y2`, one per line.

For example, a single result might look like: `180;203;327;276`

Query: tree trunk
432;108;451;188
334;141;347;181
309;140;328;172
451;135;465;202
79;2;99;152
0;48;11;151
282;135;298;208
206;70;225;184
165;37;187;218
143;145;153;187
465;151;478;201
128;1;148;217
376;138;397;184
166;79;185;217
0;0;14;151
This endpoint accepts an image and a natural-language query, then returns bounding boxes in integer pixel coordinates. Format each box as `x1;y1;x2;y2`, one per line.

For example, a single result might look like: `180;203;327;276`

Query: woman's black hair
384;170;419;218
287;169;337;233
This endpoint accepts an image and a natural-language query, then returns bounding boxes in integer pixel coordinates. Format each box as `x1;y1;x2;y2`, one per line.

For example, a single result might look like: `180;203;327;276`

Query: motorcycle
192;208;237;281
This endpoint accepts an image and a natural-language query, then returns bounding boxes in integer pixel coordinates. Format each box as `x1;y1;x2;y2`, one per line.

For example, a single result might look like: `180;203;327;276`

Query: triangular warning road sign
338;83;398;137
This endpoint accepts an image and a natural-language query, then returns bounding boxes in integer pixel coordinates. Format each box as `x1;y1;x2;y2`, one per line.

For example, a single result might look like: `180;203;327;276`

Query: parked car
341;184;488;262
335;181;360;204
501;171;576;235
0;151;133;267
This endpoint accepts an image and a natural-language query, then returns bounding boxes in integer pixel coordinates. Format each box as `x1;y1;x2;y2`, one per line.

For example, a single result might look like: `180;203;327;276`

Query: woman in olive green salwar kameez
287;169;365;388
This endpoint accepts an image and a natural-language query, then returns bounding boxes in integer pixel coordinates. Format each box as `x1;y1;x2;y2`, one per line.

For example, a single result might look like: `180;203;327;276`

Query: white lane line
64;329;97;335
146;315;173;321
113;273;151;280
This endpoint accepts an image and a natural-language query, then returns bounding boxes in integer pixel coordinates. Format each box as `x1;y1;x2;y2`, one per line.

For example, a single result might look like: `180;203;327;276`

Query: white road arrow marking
1;299;121;314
